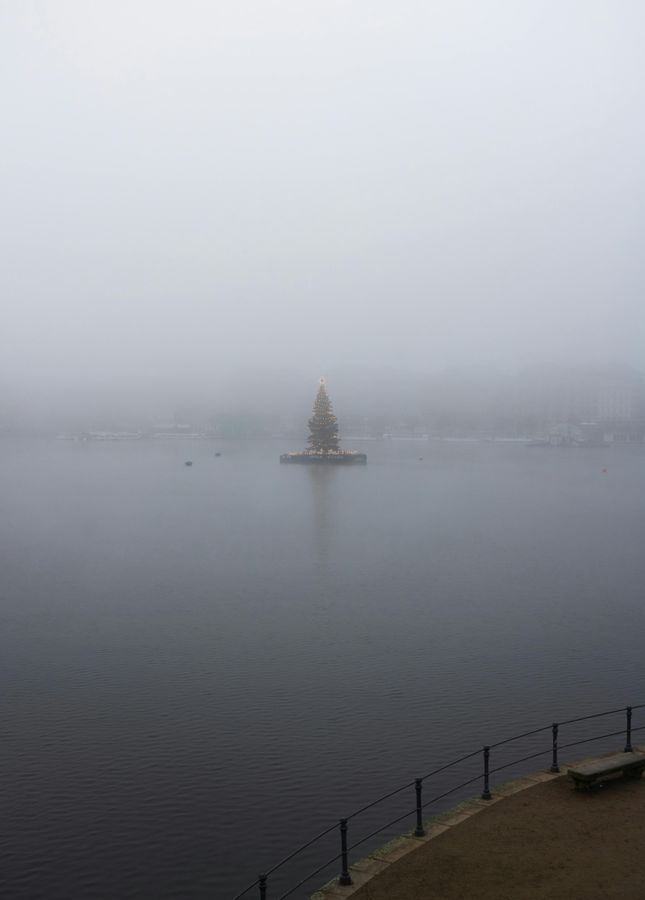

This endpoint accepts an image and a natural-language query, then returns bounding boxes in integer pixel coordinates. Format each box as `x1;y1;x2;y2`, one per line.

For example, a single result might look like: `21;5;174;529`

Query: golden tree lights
307;378;340;455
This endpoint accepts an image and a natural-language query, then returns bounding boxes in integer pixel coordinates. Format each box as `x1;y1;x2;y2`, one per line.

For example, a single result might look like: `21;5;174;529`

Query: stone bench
568;752;645;791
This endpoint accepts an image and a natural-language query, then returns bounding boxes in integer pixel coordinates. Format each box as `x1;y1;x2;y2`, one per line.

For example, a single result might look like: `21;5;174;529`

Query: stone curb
309;770;564;899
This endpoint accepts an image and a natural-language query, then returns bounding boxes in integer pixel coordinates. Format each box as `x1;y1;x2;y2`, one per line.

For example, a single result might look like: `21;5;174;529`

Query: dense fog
2;1;644;423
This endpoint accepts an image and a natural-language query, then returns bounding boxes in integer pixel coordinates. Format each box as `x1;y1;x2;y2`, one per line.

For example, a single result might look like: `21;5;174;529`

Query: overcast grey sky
2;1;644;398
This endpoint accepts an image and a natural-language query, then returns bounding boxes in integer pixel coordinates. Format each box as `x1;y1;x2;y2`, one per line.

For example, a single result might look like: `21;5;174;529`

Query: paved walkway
314;762;645;900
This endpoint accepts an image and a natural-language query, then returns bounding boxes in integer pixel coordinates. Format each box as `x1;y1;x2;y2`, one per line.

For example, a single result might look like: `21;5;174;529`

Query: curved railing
231;702;645;900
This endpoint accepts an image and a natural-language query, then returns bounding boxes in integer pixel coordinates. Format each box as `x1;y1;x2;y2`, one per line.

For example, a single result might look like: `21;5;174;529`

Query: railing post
481;746;492;800
414;778;425;837
258;873;267;900
625;706;633;753
550;723;560;773
339;818;352;886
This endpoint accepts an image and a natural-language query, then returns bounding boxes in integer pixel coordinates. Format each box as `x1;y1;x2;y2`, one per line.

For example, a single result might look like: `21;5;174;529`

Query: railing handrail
231;701;643;899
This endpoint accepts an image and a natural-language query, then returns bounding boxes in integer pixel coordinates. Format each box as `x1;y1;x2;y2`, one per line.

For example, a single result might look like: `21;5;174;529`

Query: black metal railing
231;702;645;900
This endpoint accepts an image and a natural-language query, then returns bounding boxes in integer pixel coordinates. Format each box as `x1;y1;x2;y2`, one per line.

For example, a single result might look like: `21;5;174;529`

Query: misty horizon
3;361;643;432
3;1;645;401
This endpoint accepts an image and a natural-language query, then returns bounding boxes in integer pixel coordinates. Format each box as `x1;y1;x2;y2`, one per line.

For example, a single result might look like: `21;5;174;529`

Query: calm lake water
1;438;644;899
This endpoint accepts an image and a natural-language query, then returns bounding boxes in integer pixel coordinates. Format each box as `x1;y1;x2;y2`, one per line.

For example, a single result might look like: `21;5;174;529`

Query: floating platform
280;451;367;465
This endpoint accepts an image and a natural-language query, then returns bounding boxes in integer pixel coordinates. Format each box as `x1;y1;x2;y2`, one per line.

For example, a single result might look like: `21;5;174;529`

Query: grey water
1;438;644;899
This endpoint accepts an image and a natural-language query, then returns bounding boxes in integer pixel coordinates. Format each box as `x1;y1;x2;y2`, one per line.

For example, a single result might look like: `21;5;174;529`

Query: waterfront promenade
313;755;645;900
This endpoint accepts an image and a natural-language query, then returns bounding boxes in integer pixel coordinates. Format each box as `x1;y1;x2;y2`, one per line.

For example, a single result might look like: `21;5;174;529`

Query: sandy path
351;773;645;900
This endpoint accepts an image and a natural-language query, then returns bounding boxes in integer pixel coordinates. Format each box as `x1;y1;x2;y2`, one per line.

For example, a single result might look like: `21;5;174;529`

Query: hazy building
596;381;634;422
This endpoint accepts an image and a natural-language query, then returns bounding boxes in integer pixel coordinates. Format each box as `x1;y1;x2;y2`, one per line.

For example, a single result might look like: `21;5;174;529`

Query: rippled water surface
1;438;644;899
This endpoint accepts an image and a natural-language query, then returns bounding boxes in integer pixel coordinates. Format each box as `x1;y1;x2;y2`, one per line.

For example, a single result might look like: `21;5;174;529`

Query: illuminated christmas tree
280;378;366;464
307;378;340;455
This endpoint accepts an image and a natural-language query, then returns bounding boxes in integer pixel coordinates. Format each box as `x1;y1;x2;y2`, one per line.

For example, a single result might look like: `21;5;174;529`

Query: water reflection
307;465;337;573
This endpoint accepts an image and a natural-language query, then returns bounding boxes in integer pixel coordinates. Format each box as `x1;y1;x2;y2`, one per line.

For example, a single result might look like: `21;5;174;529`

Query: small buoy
418;457;424;462
602;467;607;473
185;460;193;467
215;452;221;457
